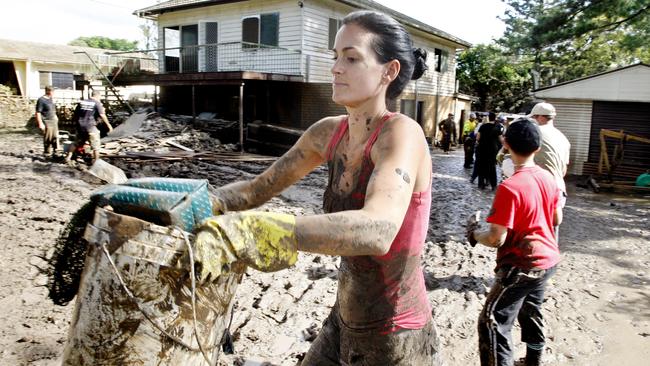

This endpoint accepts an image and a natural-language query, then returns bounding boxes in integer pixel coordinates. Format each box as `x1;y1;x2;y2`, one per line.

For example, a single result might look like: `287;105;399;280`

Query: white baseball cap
528;102;556;117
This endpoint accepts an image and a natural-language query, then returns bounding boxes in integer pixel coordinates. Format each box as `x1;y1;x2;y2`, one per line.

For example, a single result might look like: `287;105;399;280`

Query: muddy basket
61;206;243;365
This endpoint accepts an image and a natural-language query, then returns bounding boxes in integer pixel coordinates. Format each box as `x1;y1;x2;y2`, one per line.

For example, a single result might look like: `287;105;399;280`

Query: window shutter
243;17;260;46
328;18;340;49
260;13;279;46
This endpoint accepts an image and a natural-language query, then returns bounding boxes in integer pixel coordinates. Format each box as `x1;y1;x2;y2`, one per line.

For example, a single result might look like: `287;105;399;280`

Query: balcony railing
106;42;303;77
73;52;159;79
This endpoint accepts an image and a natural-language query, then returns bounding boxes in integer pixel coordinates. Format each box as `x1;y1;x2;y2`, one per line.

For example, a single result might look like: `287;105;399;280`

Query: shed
532;63;650;179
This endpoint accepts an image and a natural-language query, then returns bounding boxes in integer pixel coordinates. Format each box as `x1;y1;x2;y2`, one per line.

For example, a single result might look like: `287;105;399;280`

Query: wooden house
122;0;471;143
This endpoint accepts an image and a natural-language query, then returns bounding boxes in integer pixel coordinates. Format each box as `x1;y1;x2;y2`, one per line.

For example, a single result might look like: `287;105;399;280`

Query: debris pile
101;113;239;155
100;112;276;182
0;84;33;129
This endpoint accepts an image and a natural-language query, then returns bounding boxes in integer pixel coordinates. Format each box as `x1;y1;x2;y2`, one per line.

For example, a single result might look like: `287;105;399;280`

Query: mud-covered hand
184;211;299;284
465;211;481;247
209;192;227;215
496;151;505;165
178;224;240;285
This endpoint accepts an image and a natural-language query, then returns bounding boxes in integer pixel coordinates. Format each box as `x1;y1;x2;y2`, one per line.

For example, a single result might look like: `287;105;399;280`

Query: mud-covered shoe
524;349;542;366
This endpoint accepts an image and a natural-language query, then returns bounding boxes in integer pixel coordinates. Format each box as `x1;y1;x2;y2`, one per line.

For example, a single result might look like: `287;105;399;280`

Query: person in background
528;102;570;238
475;112;502;190
65;90;113;164
470;115;487;183
191;10;441;365
438;113;456;154
463;113;478;168
35;85;58;158
466;118;562;366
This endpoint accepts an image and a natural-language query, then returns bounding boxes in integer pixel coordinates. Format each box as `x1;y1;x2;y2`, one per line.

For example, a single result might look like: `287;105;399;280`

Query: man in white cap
529;102;570;236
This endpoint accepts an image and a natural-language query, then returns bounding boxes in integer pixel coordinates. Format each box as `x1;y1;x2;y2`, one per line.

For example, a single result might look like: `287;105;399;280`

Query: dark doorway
181;25;198;73
0;61;21;95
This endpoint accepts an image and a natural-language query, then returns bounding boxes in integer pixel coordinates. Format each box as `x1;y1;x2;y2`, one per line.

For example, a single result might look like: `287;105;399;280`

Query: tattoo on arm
395;168;411;184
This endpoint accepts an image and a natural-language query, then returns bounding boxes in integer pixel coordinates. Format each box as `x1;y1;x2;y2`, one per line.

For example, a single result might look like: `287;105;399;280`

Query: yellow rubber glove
187;211;299;284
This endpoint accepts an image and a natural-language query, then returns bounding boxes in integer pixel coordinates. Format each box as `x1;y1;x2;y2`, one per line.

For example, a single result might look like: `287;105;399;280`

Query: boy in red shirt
467;117;562;366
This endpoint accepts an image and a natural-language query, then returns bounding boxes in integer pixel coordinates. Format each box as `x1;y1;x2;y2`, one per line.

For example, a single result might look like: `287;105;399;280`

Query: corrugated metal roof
133;0;471;48
0;38;113;64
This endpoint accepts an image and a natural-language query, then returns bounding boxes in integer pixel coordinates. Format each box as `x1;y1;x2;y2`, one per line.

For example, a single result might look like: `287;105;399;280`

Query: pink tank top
324;114;432;333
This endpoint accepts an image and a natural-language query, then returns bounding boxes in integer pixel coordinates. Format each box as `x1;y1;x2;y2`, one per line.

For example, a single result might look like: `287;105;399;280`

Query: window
434;48;449;72
39;72;50;89
401;99;415;119
242;13;279;48
400;99;424;123
39;71;74;89
328;18;341;49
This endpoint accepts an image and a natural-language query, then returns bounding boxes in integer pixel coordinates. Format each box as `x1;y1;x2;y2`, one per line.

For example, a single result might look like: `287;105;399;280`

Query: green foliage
68;36;138;51
457;0;650;112
457;45;533;113
498;0;650;85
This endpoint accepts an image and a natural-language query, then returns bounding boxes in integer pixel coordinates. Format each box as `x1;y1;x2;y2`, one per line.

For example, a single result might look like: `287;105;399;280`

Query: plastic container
61;207;243;365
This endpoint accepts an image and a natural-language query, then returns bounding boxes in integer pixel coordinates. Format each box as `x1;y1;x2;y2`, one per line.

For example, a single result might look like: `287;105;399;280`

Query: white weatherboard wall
302;0;459;96
156;0;302;74
533;64;650;175
545;99;593;175
534;65;650;103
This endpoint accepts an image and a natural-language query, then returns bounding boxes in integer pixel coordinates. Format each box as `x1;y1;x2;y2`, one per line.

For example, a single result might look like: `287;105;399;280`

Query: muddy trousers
43;118;59;155
301;305;442;366
464;138;475;168
478;265;556;366
440;135;451;152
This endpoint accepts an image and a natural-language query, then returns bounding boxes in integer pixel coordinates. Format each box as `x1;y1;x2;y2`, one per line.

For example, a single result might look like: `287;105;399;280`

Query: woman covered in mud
196;10;440;365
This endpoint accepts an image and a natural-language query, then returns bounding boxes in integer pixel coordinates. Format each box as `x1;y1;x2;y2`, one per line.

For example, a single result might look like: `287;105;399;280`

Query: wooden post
153;85;158;112
239;82;244;153
191;85;196;123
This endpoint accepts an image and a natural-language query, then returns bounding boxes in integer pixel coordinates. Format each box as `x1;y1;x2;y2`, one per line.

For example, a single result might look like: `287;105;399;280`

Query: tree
68;36;138;51
498;0;650;87
457;44;533;113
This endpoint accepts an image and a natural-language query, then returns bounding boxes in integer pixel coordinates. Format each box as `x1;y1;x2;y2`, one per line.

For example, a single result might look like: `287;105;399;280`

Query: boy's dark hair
505;117;541;157
342;11;428;100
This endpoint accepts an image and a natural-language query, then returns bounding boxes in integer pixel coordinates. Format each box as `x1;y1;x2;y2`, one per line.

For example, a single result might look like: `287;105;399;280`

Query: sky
0;0;507;47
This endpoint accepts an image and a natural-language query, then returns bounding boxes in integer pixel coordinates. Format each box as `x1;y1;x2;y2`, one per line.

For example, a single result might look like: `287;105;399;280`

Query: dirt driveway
0;129;648;365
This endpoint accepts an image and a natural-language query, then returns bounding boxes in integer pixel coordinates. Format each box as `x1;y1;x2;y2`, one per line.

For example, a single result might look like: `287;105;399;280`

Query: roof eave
533;62;650;93
132;0;472;48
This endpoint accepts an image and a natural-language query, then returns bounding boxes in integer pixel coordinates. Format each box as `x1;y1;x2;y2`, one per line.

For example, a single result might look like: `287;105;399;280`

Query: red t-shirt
487;165;561;270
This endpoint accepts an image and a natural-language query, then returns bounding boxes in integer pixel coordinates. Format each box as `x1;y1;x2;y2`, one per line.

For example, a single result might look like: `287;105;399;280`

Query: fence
107;42;302;76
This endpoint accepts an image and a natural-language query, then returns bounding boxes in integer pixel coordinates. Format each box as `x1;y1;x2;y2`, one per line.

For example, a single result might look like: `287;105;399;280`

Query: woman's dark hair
342;11;428;100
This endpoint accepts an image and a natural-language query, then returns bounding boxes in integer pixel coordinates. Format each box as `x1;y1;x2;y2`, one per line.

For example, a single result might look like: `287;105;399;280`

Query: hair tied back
411;48;428;80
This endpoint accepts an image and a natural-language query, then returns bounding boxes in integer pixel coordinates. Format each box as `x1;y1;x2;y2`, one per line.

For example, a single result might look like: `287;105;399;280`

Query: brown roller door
586;101;650;180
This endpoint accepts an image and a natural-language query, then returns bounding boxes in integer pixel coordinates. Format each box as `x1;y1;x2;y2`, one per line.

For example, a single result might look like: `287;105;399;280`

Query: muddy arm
295;117;429;256
213;117;338;212
472;223;507;248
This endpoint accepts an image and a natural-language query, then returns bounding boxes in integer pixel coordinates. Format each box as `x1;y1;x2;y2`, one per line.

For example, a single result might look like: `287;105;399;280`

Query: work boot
524;348;542;366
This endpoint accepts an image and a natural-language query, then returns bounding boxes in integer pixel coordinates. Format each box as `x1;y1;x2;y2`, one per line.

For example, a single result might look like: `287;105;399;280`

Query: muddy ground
1;127;649;365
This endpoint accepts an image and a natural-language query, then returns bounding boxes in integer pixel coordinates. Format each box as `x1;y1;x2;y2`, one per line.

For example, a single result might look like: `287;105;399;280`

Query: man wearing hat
438;112;457;154
529;102;570;236
466;118;562;366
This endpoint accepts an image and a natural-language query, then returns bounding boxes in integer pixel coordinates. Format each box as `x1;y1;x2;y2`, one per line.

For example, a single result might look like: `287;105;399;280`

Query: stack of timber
0;84;33;129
